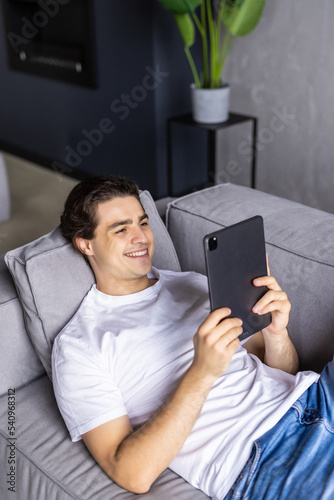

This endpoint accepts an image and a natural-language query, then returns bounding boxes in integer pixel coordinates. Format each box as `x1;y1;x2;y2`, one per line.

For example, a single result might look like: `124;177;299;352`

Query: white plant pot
190;83;230;124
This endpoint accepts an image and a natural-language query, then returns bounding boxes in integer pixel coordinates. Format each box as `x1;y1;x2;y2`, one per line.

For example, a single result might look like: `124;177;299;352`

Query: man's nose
131;225;148;242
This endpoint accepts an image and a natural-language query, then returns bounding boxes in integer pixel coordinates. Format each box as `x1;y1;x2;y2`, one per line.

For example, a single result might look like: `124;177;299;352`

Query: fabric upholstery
5;190;180;378
3;182;334;500
0;255;16;301
167;183;334;372
0;376;209;500
0;257;44;397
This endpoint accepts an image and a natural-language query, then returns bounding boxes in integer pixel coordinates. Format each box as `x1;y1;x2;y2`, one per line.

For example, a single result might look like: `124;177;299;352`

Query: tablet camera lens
209;237;218;251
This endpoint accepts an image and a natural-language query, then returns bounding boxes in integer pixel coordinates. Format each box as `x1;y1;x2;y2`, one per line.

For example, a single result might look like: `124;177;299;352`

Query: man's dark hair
60;175;142;248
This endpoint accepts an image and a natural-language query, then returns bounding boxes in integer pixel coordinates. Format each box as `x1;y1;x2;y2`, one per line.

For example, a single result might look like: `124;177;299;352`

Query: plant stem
217;0;227;36
198;5;208;87
212;0;229;87
218;32;234;81
192;10;208;87
184;46;201;88
206;0;217;88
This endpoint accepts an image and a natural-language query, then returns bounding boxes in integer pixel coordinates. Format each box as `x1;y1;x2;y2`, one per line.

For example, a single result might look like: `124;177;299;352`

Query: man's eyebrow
107;213;148;231
139;213;149;222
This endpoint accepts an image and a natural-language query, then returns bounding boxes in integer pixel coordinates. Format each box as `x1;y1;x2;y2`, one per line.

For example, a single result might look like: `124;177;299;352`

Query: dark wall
152;2;201;197
0;0;199;199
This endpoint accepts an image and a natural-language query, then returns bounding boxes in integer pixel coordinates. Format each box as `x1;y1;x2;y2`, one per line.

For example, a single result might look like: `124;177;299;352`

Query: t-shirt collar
91;266;161;306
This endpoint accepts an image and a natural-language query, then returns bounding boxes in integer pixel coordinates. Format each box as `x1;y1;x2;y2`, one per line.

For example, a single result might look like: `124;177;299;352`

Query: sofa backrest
0;257;45;397
167;183;334;372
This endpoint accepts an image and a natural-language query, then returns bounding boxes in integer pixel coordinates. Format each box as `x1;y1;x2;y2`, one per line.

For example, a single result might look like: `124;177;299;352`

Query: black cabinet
167;113;258;197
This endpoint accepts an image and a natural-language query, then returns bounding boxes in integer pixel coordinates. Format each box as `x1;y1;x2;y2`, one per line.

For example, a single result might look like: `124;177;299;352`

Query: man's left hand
252;274;291;336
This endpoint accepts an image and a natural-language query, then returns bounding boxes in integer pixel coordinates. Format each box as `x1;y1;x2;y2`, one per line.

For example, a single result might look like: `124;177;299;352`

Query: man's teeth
125;250;148;257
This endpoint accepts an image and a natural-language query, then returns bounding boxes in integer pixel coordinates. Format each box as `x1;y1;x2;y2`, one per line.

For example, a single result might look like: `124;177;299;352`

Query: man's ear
75;237;94;256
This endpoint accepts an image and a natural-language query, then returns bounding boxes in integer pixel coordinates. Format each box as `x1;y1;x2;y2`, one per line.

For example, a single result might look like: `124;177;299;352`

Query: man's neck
96;276;157;296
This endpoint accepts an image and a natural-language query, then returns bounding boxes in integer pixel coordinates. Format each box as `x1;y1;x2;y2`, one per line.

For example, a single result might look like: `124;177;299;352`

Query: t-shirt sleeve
51;335;128;442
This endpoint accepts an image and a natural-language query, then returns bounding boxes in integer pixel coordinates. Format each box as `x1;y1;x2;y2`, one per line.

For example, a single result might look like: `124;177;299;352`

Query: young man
52;176;334;500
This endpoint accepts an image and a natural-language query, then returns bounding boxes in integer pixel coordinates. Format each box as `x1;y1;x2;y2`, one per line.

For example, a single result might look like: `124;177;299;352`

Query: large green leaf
223;0;267;37
157;0;203;15
173;13;195;47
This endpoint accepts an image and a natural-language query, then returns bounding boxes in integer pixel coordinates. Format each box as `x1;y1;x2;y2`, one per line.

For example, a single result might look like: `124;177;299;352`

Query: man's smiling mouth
124;249;148;258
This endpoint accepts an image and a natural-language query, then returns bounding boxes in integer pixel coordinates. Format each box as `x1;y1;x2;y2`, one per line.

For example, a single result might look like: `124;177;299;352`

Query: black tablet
203;216;271;341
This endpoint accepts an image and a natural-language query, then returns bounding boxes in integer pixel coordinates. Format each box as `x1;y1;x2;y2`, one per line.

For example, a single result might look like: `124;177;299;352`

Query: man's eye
140;221;148;227
116;228;126;234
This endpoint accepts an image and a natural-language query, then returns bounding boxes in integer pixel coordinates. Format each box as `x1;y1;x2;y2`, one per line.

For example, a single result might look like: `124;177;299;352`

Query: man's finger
211;320;243;345
253;275;282;291
215;326;243;348
254;300;291;316
253;290;287;313
199;307;232;331
266;253;270;276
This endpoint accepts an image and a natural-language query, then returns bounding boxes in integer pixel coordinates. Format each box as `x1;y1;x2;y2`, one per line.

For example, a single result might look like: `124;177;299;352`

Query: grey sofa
1;183;334;500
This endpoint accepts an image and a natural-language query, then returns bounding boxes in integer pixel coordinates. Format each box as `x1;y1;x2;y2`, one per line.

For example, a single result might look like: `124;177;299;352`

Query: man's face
79;196;155;295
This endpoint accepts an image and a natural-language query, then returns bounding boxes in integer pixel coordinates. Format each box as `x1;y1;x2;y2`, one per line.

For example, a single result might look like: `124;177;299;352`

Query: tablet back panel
204;216;271;341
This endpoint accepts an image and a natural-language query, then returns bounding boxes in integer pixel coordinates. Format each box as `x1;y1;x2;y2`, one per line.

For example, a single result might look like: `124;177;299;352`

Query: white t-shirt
52;268;319;500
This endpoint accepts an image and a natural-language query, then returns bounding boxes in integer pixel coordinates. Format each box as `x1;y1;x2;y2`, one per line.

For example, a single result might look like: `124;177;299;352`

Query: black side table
167;112;257;197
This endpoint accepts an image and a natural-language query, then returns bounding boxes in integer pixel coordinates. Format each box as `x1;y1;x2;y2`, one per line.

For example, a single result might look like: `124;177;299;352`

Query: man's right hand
191;308;243;382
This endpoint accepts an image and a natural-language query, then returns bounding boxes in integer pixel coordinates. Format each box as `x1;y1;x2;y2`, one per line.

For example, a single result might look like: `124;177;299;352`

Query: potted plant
156;0;267;123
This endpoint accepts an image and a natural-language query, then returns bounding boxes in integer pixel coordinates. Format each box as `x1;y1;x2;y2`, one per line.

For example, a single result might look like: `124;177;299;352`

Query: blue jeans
224;357;334;500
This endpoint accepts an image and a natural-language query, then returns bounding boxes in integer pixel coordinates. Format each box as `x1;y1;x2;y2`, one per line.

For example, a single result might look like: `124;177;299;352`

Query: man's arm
244;328;299;374
82;308;242;494
244;275;299;374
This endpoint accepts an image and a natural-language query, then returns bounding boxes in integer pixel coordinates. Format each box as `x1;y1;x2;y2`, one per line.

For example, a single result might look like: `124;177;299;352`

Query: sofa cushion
166;183;334;372
5;191;180;378
0;257;45;397
0;376;209;500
